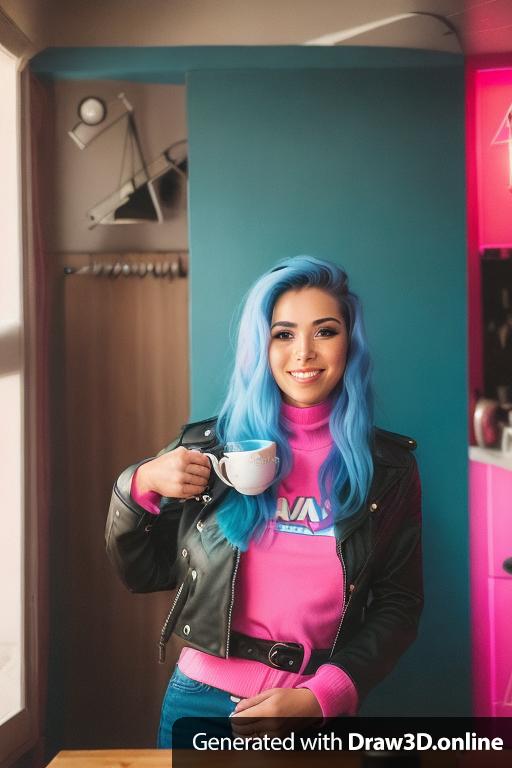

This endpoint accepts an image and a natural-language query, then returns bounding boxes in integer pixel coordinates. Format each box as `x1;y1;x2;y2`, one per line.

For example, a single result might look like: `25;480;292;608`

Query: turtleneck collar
280;396;334;449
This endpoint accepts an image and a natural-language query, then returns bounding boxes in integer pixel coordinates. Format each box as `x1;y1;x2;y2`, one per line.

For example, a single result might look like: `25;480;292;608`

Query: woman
105;255;423;746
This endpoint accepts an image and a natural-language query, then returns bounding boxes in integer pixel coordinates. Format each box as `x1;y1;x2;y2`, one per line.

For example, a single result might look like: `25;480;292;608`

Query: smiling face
268;286;349;408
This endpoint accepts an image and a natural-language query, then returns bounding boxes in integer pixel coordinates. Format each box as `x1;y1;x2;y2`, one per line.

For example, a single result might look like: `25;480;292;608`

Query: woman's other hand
135;447;211;499
230;688;323;738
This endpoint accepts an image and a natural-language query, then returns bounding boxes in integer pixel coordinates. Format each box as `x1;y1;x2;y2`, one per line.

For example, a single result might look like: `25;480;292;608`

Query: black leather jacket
105;416;423;706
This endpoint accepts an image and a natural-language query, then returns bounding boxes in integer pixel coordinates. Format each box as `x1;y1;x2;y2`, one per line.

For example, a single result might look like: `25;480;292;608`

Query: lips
288;369;324;381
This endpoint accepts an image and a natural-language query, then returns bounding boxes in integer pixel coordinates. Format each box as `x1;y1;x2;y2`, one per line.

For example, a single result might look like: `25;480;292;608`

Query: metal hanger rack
63;252;187;278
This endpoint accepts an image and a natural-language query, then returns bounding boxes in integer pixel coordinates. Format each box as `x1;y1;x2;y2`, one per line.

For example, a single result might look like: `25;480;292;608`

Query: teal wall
186;65;467;716
32;46;460;82
33;46;468;716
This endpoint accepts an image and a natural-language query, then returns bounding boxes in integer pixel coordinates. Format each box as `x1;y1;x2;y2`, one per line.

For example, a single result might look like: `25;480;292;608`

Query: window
0;42;23;726
0;38;32;767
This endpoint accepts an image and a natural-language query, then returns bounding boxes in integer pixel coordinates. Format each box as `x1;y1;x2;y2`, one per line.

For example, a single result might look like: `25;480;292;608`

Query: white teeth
290;370;322;379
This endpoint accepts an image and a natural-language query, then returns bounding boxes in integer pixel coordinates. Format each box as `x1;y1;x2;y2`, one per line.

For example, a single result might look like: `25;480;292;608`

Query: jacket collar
334;461;407;543
334;429;414;542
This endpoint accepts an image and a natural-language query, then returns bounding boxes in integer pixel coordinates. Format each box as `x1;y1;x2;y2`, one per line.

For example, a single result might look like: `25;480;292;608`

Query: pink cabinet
470;458;512;717
492;579;512;711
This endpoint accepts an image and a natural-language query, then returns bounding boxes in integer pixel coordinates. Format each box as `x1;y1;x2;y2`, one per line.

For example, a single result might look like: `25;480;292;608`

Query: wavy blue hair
215;255;374;551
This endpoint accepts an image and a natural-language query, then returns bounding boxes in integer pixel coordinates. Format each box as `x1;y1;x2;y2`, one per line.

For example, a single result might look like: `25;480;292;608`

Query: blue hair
215;255;374;551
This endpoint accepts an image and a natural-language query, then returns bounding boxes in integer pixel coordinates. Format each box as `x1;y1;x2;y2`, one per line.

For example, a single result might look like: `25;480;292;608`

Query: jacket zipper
330;493;380;656
157;493;213;663
225;548;241;658
158;579;187;663
330;539;350;656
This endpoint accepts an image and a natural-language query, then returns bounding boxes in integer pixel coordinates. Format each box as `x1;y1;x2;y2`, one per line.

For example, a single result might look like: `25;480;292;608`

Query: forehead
271;287;342;320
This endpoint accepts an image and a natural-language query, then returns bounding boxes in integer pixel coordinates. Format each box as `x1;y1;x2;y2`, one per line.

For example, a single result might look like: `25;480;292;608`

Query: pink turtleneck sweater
131;399;358;717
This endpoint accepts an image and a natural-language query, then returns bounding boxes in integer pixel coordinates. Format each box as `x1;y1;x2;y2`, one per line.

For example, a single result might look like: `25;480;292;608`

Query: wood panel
57;253;189;749
45;748;512;768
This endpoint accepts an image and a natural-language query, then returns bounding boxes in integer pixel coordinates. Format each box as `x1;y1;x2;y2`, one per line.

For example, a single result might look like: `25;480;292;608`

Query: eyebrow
270;316;342;330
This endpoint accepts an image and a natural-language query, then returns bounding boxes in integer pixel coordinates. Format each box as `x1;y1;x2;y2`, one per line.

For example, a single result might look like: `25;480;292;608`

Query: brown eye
273;331;293;340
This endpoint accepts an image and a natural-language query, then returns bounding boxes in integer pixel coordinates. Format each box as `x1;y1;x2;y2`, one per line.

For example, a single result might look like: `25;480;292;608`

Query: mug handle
203;452;234;488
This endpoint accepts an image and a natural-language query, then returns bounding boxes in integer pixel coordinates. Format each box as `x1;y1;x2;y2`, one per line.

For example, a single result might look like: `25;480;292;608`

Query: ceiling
1;0;512;56
305;0;512;55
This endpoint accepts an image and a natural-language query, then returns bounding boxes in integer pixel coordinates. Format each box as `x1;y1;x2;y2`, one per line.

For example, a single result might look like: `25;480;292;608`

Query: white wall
0;0;47;49
48;80;188;253
0;0;463;52
19;0;427;46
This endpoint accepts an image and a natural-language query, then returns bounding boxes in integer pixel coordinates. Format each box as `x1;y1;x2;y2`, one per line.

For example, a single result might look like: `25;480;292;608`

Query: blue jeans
157;666;240;748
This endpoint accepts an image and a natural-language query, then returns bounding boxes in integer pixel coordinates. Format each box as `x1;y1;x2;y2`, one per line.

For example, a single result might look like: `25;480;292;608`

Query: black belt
230;631;331;674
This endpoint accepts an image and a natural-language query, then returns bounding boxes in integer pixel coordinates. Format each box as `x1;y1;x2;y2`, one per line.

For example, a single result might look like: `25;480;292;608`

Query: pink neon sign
477;68;512;248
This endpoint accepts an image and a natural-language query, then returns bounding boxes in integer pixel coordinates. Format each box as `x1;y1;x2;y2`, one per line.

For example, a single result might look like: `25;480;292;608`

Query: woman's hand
136;446;211;499
230;688;323;739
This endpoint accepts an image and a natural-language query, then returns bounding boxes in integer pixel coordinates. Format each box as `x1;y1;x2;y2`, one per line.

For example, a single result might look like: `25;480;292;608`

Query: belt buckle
268;642;294;669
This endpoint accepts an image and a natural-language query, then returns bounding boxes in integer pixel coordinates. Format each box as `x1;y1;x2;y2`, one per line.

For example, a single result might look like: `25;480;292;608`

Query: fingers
185;462;211;481
231;714;283;739
167;448;211;495
231;690;285;737
178;475;207;498
185;448;211;469
183;475;209;494
143;446;214;499
173;447;211;475
233;690;276;713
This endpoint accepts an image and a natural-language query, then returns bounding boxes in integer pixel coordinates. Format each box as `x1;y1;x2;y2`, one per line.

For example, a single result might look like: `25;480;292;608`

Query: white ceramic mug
204;440;279;495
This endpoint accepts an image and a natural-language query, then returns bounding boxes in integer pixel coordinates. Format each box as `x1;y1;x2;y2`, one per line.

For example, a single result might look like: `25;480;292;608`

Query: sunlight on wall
0;43;23;726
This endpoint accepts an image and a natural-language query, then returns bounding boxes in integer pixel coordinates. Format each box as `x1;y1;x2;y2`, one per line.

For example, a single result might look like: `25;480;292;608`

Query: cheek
329;340;348;376
268;345;282;380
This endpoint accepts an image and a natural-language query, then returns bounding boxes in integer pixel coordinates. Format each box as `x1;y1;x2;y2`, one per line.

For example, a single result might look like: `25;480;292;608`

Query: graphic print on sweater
275;495;334;536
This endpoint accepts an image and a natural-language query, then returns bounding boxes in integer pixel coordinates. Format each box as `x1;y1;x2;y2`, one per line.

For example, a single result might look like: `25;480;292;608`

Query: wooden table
44;749;512;768
45;752;172;767
43;752;385;768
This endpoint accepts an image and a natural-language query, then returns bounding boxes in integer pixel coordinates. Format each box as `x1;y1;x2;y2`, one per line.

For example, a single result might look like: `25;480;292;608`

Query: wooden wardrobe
50;252;189;749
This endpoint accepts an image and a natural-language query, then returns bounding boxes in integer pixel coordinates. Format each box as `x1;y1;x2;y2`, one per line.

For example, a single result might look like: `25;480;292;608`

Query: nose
295;335;316;362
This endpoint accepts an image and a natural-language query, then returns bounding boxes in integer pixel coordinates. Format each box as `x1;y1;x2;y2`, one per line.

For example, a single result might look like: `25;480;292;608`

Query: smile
288;369;323;381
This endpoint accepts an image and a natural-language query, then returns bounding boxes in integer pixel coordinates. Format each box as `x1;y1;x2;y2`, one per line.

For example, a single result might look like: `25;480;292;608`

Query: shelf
469;445;512;471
